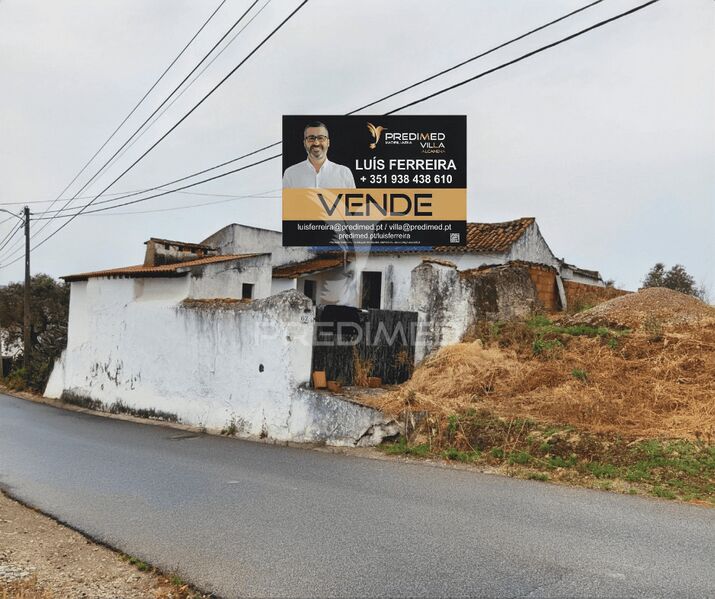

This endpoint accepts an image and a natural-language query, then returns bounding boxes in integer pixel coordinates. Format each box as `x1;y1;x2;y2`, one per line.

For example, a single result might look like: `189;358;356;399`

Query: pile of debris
359;289;715;440
562;287;715;330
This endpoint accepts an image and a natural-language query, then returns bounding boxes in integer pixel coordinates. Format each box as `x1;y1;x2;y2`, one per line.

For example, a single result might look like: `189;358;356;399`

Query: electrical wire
64;190;280;217
349;0;606;113
1;0;661;268
104;0;275;175
31;154;281;220
386;0;661;114
24;0;603;222
0;220;24;256
26;1;309;257
30;0;262;243
30;0;229;229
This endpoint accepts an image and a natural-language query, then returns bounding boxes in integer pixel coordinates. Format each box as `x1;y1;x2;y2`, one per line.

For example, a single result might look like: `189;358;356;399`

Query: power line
0;141;282;264
26;1;309;256
350;0;606;113
386;0;661;114
30;0;262;243
30;0;229;231
24;0;602;223
32;154;282;220
42;190;281;218
104;0;275;176
0;220;23;254
2;0;660;267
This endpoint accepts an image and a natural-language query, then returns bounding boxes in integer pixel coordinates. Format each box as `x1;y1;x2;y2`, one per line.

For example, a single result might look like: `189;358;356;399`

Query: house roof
272;257;344;279
315;218;536;255
562;261;602;281
63;254;261;282
434;218;535;253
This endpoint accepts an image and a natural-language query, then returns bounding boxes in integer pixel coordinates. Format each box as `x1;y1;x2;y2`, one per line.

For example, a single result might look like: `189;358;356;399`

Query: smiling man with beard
282;121;356;188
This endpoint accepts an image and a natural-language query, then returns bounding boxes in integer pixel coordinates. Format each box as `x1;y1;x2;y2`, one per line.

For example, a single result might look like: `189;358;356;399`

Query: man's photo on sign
282;121;355;189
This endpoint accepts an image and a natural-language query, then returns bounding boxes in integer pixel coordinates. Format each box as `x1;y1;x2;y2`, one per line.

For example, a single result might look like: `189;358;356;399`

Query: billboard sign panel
282;115;466;247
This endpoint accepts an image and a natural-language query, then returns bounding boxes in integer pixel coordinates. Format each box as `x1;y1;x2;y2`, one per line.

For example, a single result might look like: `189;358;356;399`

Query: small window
242;283;254;299
361;271;382;309
303;279;316;304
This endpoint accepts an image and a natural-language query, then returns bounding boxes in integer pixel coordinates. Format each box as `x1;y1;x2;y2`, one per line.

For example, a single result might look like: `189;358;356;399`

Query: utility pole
23;206;30;373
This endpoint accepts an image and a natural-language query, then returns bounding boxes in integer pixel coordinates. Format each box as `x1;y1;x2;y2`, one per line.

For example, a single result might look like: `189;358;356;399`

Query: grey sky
0;0;713;294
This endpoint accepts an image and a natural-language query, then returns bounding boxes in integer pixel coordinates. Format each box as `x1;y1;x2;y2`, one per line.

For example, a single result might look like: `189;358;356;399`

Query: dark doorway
242;283;254;299
361;271;382;309
303;279;316;304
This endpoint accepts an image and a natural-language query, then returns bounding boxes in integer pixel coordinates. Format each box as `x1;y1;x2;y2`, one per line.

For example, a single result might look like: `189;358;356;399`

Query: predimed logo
367;122;387;150
383;131;447;154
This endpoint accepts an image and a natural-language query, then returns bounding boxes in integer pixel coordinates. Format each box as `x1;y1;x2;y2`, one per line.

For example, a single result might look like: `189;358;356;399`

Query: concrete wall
203;224;314;267
507;222;558;268
187;255;272;300
410;262;470;362
47;279;395;446
271;277;297;295
411;262;539;362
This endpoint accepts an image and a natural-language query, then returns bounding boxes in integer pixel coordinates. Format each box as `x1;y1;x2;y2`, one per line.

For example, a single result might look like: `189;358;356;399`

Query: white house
45;217;606;445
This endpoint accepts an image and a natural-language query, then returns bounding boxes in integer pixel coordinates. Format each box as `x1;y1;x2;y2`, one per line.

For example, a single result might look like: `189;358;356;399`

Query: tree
642;262;666;288
642;263;704;300
0;274;69;391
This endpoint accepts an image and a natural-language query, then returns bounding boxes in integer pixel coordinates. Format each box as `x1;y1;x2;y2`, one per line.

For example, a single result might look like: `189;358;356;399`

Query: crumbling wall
46;283;392;446
460;264;539;321
411;261;469;362
563;280;630;311
411;262;539;362
144;239;216;266
511;261;561;312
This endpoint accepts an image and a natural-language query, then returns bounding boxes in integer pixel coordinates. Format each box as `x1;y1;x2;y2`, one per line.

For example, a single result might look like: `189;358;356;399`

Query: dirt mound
563;287;715;330
359;318;715;440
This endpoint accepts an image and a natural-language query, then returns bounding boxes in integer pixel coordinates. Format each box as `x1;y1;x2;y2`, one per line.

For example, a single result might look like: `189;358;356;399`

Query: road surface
1;393;713;598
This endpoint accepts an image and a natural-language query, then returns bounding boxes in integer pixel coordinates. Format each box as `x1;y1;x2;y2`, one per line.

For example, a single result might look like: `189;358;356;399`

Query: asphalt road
1;393;713;598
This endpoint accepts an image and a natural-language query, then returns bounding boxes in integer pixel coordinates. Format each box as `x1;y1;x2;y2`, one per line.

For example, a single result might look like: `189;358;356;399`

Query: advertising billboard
282;115;466;247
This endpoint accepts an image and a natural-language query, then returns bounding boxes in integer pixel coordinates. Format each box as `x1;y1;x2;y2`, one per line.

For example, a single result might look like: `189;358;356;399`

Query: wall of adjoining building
187;255;272;299
563;280;629;311
506;222;558;268
46;280;395;446
202;223;314;267
519;262;561;312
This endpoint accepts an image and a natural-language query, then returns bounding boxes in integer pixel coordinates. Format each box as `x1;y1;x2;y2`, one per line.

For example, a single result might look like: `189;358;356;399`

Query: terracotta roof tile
273;257;344;279
434;218;535;253
63;254;261;282
316;218;535;254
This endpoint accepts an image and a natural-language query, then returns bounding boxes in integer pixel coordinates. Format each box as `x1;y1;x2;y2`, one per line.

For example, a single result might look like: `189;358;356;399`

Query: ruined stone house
44;217;607;445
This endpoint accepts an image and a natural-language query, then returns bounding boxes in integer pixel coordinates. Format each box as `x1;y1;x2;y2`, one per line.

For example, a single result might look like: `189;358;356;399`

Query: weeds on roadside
379;411;715;503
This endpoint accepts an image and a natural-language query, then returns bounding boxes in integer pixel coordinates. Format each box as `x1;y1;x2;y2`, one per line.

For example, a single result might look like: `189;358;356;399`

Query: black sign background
282;115;467;247
282;115;466;187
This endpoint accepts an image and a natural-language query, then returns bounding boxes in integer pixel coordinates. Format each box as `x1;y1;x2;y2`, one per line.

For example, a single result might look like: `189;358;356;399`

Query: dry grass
360;290;715;441
0;578;53;599
353;347;373;387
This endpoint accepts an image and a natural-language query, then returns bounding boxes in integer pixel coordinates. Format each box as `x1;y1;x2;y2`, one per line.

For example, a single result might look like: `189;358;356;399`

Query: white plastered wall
47;276;393;445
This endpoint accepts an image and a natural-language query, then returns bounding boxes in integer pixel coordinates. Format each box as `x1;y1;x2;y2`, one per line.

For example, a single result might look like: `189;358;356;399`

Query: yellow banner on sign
282;188;466;221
